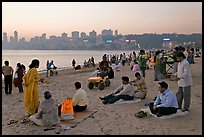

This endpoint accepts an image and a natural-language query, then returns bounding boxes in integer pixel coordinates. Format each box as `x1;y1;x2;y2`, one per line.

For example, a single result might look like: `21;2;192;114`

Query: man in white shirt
72;82;89;112
99;76;135;104
173;52;192;112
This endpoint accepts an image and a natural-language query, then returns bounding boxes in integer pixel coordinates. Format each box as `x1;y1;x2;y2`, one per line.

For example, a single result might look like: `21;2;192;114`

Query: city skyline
2;2;202;41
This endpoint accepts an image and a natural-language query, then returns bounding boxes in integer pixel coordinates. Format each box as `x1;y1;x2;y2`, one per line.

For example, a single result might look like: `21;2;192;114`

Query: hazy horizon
2;2;202;41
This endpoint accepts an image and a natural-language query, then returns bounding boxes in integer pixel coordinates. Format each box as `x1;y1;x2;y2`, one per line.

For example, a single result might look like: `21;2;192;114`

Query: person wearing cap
149;81;178;117
173;52;192;112
36;91;59;127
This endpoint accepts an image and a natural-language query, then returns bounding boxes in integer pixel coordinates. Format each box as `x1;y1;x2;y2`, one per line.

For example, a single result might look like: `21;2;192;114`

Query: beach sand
2;57;202;135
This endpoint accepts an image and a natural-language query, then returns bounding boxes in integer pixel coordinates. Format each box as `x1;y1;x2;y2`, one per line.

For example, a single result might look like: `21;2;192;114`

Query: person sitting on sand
107;66;114;79
99;76;135;104
36;91;59;127
90;67;100;77
72;82;89;112
130;72;147;99
149;81;178;117
132;61;141;73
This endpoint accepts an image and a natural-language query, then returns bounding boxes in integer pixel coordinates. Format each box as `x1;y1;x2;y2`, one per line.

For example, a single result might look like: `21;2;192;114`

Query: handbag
13;78;19;87
61;98;74;120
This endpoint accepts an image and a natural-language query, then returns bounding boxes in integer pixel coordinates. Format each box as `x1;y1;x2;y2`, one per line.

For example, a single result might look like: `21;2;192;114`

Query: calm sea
2;50;138;72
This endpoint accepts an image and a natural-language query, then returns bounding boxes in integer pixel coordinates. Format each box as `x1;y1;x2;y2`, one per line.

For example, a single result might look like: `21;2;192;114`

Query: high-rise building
41;33;47;40
3;32;8;43
14;31;18;43
10;36;14;43
102;29;113;37
62;32;67;40
72;31;79;41
101;29;113;43
80;32;86;39
89;30;97;43
89;30;97;38
114;30;118;36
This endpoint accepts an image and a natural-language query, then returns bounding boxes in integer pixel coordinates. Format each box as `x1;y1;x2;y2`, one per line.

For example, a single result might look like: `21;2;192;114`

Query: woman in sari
23;59;40;116
14;63;24;93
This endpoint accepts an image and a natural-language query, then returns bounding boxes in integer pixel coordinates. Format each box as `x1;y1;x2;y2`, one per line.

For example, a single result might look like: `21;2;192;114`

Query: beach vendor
99;76;135;104
174;52;192;112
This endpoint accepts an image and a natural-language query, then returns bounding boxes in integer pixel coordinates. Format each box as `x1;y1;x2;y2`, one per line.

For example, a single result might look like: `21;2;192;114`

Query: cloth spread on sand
29;114;43;126
23;68;40;116
114;98;141;105
140;108;188;119
29;109;98;127
59;109;98;127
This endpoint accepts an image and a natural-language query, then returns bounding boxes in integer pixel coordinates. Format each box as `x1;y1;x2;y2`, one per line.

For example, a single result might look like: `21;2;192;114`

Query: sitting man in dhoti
130;72;147;99
35;91;59;127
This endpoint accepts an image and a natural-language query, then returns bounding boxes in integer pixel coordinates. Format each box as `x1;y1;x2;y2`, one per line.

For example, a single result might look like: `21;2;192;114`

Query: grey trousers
176;86;191;110
173;62;178;73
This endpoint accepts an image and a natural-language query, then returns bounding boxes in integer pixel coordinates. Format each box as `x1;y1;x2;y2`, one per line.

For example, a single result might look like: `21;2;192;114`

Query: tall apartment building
3;32;8;43
72;31;79;41
14;31;18;43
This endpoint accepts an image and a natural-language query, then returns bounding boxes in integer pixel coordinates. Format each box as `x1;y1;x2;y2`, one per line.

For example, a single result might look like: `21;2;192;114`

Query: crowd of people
2;46;201;127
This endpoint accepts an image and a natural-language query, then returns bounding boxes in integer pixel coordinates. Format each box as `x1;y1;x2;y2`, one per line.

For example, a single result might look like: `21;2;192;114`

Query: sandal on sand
7;120;18;125
20;118;30;124
135;111;147;118
44;127;56;131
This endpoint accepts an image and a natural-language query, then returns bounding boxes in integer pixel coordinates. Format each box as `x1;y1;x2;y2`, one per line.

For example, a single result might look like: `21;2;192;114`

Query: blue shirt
154;89;178;108
47;62;54;69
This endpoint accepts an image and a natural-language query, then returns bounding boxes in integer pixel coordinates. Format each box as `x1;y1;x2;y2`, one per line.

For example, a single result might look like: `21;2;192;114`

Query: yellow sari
23;68;40;116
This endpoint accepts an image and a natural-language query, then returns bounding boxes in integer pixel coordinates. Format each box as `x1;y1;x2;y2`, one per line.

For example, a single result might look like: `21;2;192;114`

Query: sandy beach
2;57;202;135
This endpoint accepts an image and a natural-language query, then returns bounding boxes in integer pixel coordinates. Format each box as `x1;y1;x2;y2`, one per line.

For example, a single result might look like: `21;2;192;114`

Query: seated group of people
34;71;179;127
99;72;147;104
35;82;89;127
91;67;114;79
99;72;179;118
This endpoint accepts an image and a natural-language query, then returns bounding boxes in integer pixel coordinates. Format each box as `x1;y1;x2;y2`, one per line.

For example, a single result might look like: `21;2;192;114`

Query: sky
2;2;202;41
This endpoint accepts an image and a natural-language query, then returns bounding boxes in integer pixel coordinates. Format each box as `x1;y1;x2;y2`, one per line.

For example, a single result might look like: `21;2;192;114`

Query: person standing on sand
23;59;41;116
46;60;49;77
2;61;14;94
139;49;147;77
173;52;192;112
14;63;24;93
72;59;76;68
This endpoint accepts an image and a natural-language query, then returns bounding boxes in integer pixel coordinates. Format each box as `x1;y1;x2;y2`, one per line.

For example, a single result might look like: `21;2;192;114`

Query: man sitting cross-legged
99;76;135;104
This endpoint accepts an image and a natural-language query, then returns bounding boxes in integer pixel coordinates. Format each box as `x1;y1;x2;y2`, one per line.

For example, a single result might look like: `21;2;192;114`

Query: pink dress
132;64;141;72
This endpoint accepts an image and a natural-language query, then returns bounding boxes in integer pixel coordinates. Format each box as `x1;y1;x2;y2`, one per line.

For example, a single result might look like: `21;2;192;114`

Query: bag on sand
13;78;19;87
61;98;74;120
